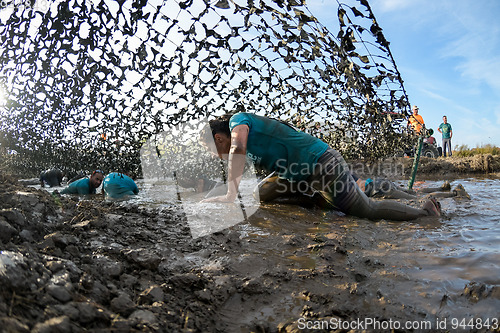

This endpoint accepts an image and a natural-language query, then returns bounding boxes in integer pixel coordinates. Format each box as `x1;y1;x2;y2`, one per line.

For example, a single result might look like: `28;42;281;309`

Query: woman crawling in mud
198;112;441;220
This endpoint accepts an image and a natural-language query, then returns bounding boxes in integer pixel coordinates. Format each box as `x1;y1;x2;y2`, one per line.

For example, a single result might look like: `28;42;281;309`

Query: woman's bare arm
201;124;249;203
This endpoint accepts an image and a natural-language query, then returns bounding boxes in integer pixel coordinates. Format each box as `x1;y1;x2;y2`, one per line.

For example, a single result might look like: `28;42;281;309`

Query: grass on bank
453;144;500;157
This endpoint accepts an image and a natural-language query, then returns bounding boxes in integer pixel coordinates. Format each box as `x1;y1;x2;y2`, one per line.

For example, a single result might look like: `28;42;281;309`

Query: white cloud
435;2;500;95
456;58;500;92
373;0;414;12
440;34;500;93
455;116;500;146
420;89;475;115
420;89;452;103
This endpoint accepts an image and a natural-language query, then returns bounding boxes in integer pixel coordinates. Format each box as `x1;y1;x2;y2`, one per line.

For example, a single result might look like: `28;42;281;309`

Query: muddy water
134;177;500;324
364;178;500;320
32;176;500;328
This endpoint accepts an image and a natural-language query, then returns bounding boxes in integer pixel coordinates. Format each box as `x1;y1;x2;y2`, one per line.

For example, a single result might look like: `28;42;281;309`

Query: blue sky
308;0;500;149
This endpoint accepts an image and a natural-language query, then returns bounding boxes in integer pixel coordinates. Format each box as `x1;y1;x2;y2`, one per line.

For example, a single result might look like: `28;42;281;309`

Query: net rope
0;0;413;177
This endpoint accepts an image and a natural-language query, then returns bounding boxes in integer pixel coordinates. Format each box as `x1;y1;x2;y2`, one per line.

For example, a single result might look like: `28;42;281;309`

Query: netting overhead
0;0;411;176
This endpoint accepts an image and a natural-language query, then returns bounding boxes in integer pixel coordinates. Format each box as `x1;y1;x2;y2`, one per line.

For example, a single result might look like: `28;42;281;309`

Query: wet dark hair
199;113;232;143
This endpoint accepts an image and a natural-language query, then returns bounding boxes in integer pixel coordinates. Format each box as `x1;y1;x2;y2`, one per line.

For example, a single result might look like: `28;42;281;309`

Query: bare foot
441;181;451;191
452;184;470;200
423;198;441;216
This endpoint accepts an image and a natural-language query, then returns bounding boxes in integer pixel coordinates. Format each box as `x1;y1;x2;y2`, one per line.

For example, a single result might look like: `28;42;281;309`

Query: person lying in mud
355;178;470;200
59;170;104;195
175;171;228;199
102;171;139;199
40;168;64;187
199;112;441;219
251;173;469;207
176;172;218;193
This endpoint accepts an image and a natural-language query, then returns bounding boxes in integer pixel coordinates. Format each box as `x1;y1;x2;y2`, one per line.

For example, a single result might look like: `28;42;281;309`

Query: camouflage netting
0;0;414;178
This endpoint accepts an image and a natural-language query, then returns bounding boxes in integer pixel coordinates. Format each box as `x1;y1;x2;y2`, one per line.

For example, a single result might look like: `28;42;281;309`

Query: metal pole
407;136;423;190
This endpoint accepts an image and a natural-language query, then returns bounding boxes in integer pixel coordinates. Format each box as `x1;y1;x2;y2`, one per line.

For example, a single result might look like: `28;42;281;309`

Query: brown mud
402;154;500;175
351;155;500;180
1;155;500;332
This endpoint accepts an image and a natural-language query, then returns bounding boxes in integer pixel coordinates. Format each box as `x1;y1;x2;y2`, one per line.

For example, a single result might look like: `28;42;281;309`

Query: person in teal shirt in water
102;172;139;199
60;170;104;195
199;112;442;220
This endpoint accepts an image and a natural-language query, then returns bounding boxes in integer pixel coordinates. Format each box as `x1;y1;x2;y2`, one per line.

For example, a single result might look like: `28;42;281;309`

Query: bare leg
379;189;418;200
424;184;470;200
424;192;455;198
344;186;434;220
308;149;439;220
417;181;451;193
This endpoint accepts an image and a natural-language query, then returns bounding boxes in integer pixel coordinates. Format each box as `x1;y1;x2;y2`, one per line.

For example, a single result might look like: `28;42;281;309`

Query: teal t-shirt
439;123;452;139
229;113;329;181
103;172;139;198
60;177;95;195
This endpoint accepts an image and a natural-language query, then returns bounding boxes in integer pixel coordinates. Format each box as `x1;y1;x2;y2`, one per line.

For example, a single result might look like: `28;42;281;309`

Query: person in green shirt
438;115;453;157
198;113;442;220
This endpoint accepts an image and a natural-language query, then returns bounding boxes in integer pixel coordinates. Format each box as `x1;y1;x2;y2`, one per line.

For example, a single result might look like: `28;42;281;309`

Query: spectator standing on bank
407;105;425;135
438;115;453;157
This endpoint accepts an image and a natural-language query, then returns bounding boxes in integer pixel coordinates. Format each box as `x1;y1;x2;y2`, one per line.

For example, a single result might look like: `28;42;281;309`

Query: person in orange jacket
407;105;425;135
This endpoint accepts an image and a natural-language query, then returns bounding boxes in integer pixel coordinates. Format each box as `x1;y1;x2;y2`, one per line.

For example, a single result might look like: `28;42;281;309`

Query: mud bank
349;154;500;179
1;173;499;333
